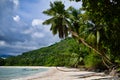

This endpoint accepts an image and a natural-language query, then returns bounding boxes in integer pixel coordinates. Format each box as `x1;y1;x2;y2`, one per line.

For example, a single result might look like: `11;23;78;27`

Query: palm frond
42;17;56;25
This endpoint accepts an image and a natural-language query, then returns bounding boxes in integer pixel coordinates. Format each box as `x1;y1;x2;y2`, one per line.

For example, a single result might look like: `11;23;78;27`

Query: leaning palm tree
43;1;113;68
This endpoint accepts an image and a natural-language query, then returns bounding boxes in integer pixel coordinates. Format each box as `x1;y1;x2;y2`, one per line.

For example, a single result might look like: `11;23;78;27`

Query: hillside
4;38;81;67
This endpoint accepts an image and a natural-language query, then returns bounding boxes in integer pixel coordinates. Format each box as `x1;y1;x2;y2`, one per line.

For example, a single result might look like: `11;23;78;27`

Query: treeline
1;38;105;70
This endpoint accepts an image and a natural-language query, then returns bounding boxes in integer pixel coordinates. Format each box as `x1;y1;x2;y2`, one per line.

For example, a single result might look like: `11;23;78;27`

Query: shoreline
0;66;113;80
0;66;50;68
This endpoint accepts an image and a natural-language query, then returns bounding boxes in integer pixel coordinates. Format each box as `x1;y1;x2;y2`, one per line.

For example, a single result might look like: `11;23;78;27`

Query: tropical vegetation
1;38;85;67
42;0;120;74
1;0;120;76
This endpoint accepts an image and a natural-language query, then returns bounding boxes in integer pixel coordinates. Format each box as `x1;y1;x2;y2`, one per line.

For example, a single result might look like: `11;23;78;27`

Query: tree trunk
71;31;113;68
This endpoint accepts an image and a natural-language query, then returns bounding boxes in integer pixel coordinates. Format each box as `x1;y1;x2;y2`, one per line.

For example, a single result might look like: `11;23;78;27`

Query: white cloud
12;0;19;8
32;19;43;26
13;15;20;22
0;41;6;46
32;32;44;38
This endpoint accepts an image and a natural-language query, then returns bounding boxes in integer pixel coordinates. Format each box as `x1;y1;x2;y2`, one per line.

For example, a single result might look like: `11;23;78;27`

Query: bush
84;52;102;70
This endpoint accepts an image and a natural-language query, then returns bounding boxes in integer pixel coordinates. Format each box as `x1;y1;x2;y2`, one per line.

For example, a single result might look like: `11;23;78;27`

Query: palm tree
43;1;70;38
67;6;113;68
67;7;81;34
43;1;113;68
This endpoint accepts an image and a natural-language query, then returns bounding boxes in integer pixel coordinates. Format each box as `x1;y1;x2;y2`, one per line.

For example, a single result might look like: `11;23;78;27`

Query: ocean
0;67;48;80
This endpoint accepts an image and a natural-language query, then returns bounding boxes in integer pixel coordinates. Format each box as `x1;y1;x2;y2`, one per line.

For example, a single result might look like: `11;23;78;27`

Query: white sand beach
10;66;113;80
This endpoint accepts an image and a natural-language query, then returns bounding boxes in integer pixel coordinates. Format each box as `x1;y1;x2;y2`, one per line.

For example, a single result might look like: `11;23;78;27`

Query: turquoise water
0;67;48;80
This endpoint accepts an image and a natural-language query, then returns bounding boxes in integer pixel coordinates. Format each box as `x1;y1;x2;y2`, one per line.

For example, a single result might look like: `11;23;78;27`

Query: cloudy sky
0;0;81;56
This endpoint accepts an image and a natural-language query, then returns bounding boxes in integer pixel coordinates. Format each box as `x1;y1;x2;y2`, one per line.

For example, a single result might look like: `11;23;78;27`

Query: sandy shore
4;66;112;80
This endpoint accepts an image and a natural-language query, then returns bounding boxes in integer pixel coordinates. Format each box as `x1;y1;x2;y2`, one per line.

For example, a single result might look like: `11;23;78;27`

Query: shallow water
0;67;48;80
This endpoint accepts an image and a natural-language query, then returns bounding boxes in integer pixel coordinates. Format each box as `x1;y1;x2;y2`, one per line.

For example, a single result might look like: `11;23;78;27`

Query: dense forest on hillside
1;38;104;70
1;38;83;67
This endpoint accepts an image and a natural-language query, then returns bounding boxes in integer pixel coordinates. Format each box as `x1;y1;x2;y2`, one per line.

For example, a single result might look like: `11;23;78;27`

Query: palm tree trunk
71;31;113;68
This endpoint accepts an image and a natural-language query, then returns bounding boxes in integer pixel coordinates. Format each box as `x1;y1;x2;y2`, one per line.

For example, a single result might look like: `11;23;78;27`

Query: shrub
84;52;102;70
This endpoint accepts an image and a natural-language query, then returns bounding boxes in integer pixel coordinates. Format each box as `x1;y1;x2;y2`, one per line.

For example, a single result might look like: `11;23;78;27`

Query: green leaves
43;17;55;25
4;38;83;67
43;1;70;38
43;1;65;16
86;33;96;45
43;0;120;68
84;52;102;69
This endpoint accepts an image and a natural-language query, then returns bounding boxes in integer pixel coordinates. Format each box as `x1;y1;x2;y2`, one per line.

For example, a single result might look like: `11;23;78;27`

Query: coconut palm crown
43;1;70;38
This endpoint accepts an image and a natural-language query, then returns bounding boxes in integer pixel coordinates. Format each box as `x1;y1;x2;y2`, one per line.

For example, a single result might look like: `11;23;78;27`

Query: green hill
4;38;82;67
2;38;106;70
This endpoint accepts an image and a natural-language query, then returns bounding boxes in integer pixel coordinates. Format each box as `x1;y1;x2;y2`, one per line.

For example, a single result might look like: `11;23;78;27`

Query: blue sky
0;0;81;56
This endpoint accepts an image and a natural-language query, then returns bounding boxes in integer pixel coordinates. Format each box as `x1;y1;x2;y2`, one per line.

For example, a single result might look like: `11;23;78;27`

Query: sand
9;66;113;80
